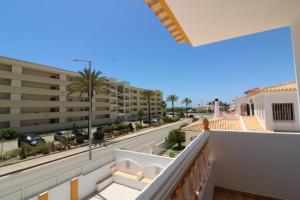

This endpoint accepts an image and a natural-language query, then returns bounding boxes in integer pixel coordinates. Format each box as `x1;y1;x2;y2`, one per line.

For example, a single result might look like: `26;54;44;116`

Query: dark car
54;131;76;142
143;118;158;124
72;129;89;140
18;134;46;147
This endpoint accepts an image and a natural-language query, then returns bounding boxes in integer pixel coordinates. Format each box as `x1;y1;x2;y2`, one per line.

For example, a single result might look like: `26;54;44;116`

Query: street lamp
72;59;93;160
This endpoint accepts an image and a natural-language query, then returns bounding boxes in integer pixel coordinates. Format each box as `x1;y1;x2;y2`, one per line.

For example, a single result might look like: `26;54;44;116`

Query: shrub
76;137;85;144
119;124;129;131
167;129;185;150
93;131;104;141
101;126;113;134
111;124;119;131
135;122;143;130
2;148;21;160
151;123;160;127
128;123;135;132
169;151;176;158
32;143;50;155
1;128;18;140
178;111;185;118
19;144;30;159
162;116;179;123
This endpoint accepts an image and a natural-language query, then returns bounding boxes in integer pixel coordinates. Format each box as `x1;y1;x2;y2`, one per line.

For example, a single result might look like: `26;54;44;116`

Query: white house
236;82;299;132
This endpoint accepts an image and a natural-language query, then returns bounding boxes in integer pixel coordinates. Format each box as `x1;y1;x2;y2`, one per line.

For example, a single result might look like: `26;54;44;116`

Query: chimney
214;98;220;118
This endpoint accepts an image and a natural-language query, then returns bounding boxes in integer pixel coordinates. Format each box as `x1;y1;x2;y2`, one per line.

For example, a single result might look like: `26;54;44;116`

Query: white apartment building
0;56;162;134
235;82;300;132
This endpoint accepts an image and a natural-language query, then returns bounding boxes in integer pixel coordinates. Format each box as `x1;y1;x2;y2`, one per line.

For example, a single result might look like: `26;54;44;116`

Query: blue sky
0;0;296;106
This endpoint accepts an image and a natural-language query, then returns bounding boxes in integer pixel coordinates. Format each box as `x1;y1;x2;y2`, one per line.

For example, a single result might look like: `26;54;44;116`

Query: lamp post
72;59;93;160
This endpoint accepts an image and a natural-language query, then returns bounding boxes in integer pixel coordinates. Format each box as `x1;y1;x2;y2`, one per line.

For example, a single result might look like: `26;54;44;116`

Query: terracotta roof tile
183;118;241;132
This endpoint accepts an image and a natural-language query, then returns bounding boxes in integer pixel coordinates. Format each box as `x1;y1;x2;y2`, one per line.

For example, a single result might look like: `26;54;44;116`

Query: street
0;119;190;199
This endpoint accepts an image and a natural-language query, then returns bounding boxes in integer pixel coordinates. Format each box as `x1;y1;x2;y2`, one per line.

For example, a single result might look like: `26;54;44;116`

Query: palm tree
67;68;110;124
182;98;192;117
136;108;145;124
140;90;155;125
161;101;167;116
167;94;178;117
68;68;109;97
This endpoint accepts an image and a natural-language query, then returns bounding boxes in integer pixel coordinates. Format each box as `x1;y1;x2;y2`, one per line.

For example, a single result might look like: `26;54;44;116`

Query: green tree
1;128;18;140
161;101;167;116
182;98;192;117
168;129;185;150
136;108;145;124
140;90;155;125
167;95;178;117
67;68;109;128
67;67;110;99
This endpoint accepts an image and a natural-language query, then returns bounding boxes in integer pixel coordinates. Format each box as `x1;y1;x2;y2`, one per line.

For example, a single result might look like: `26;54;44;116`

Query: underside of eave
145;0;191;45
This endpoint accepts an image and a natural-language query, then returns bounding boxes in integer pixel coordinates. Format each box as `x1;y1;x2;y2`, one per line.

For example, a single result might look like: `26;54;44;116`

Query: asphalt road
0;119;190;199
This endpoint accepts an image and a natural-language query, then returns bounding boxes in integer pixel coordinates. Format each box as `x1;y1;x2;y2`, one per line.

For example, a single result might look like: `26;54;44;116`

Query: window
272;103;294;121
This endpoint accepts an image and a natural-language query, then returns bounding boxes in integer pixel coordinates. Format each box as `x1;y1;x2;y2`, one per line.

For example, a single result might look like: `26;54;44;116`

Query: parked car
18;134;46;147
54;131;76;142
72;129;89;140
143;118;158;124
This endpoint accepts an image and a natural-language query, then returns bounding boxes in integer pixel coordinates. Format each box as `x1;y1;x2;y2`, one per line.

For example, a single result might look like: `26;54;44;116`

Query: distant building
0;56;163;134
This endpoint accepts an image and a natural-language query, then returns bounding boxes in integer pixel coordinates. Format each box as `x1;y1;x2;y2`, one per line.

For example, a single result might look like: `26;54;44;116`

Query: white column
10;65;22;128
59;74;66;123
291;14;300;130
213;98;220;118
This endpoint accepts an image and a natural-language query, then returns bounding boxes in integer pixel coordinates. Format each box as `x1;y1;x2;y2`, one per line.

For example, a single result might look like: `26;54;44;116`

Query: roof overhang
145;0;300;47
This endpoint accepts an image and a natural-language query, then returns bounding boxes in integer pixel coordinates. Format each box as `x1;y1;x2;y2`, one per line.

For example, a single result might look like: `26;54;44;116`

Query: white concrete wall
211;131;300;200
251;94;266;127
78;162;114;199
263;91;299;131
28;162;114;200
114;149;173;168
28;181;70;200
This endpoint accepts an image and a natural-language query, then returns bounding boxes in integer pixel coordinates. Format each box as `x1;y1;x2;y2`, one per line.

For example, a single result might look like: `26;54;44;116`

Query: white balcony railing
137;131;211;200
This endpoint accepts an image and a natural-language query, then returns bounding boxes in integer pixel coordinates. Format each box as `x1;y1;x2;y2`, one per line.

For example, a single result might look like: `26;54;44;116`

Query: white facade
236;88;300;132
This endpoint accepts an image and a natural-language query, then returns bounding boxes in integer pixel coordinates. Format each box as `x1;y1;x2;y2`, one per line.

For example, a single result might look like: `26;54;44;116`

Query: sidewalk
0;120;186;176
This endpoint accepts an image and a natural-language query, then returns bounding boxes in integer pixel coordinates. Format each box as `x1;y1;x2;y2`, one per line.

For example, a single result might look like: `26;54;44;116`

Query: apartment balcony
137;124;300;200
94;102;110;107
0;85;65;96
0;111;89;121
0;69;69;86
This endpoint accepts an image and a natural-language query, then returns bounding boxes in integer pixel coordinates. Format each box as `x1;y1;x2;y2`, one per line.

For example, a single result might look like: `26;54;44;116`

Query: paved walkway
0;121;185;176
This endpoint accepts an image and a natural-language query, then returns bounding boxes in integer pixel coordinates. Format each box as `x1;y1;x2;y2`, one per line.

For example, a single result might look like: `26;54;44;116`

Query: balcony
136;122;300;200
